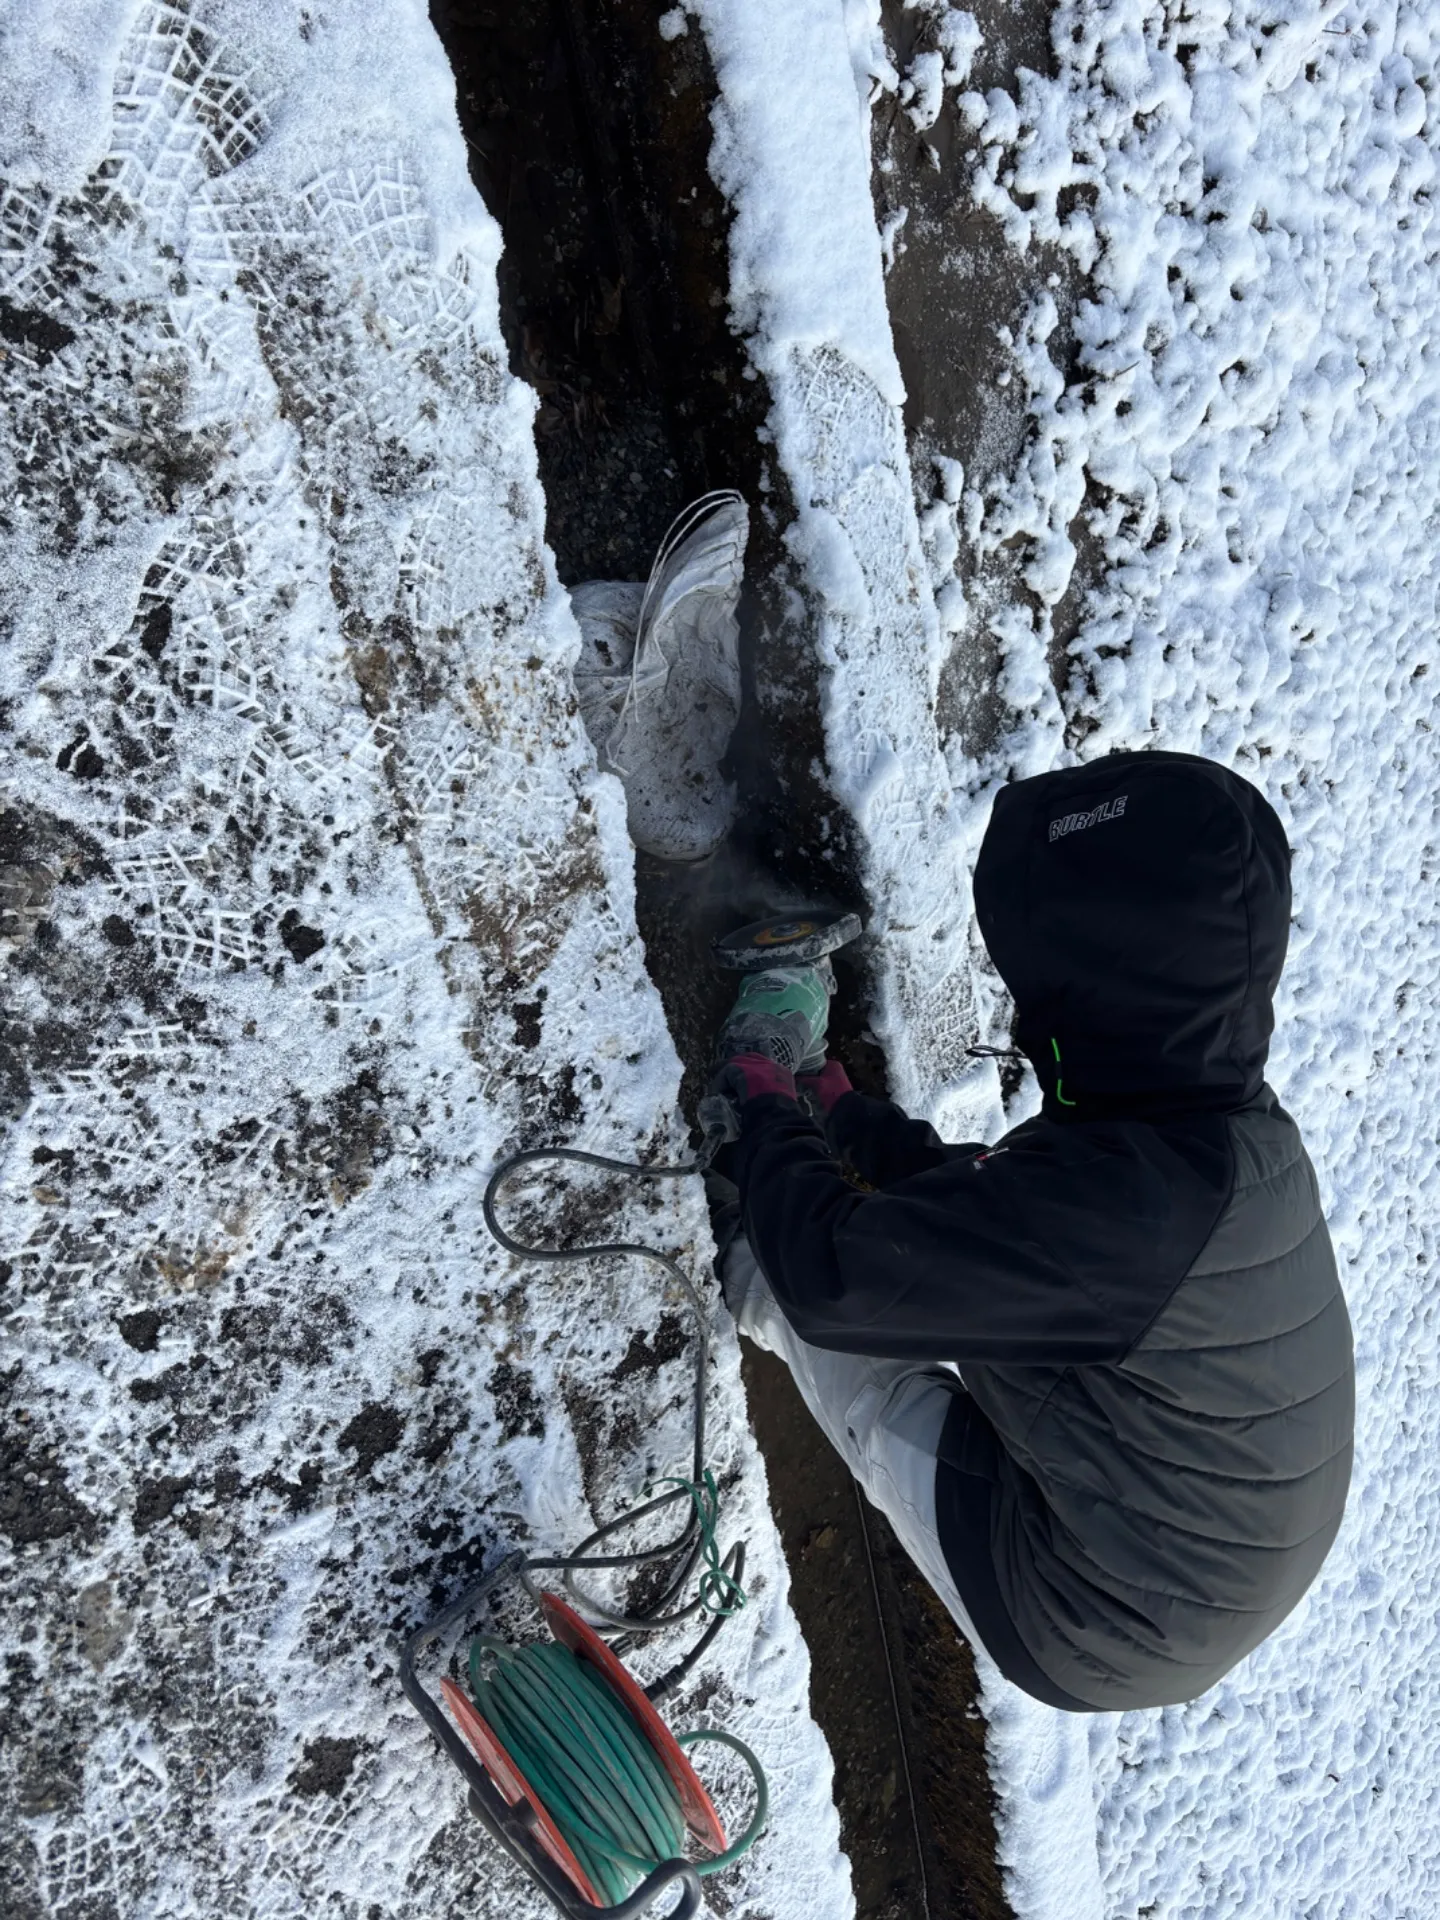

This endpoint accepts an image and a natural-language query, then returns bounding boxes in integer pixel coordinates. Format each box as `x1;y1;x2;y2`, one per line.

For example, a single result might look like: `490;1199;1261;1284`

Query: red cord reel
440;1590;727;1907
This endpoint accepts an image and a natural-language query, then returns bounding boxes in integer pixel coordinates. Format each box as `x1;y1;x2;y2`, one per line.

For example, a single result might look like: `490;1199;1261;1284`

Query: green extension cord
468;1634;769;1907
652;1470;747;1617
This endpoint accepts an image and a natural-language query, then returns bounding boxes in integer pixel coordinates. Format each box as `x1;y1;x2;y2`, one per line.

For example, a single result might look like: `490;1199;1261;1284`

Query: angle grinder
698;909;864;1156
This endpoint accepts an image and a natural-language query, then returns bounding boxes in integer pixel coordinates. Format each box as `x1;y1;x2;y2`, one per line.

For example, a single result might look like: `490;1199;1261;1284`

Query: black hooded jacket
731;750;1355;1710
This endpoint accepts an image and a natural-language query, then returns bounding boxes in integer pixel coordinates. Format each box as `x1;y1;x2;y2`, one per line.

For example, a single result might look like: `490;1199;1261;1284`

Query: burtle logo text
1048;794;1128;842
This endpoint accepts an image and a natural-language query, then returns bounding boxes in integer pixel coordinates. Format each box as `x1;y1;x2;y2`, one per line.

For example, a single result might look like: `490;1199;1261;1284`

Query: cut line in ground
426;2;1022;1913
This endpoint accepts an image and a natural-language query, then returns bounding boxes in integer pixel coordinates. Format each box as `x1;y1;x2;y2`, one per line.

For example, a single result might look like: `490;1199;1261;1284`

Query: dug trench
427;3;1080;1914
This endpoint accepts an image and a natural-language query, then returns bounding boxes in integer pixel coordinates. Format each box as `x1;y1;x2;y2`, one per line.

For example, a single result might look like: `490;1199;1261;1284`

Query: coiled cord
469;1635;768;1906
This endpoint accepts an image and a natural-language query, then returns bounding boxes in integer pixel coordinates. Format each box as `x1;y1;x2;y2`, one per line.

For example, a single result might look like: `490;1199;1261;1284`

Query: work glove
795;1058;853;1123
696;1053;799;1157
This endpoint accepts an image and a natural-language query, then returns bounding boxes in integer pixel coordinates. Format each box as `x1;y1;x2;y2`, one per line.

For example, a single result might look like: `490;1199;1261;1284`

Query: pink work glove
720;1052;799;1102
696;1052;799;1157
796;1059;853;1117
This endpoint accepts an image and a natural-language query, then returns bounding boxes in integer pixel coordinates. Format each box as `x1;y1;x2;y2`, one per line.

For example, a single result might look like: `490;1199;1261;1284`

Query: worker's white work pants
721;1232;987;1661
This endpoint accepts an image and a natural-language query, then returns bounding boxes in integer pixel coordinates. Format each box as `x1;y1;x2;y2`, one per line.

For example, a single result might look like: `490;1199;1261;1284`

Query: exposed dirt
428;0;713;584
290;1734;365;1799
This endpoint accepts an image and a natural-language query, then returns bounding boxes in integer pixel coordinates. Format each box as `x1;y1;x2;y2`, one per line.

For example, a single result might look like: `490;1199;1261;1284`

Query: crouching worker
705;749;1355;1712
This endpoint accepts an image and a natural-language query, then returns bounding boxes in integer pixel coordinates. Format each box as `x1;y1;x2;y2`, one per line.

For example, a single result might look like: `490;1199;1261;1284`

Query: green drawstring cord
1051;1036;1076;1106
468;1635;769;1907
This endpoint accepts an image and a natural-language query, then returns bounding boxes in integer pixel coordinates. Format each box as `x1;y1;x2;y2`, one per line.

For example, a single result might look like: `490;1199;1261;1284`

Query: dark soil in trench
425;3;1067;1915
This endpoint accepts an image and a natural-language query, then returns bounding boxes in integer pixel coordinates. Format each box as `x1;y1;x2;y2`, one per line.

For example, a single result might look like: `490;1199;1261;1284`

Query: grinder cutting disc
712;909;862;971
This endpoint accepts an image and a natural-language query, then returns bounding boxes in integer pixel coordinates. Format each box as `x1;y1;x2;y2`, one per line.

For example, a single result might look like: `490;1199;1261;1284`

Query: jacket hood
973;750;1293;1122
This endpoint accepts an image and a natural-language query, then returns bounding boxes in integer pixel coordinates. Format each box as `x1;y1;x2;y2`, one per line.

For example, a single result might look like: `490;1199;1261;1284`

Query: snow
695;0;1440;1913
897;6;982;129
0;3;849;1915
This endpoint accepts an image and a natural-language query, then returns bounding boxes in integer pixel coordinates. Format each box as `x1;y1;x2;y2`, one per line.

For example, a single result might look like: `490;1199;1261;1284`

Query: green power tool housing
697;909;864;1152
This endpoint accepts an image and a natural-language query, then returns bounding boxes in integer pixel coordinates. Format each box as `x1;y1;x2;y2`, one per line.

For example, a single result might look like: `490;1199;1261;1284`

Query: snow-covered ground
7;0;1440;1916
0;3;848;1914
692;0;1440;1915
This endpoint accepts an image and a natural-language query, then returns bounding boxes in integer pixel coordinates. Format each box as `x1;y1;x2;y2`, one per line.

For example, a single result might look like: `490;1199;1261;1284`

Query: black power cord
482;1140;743;1700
